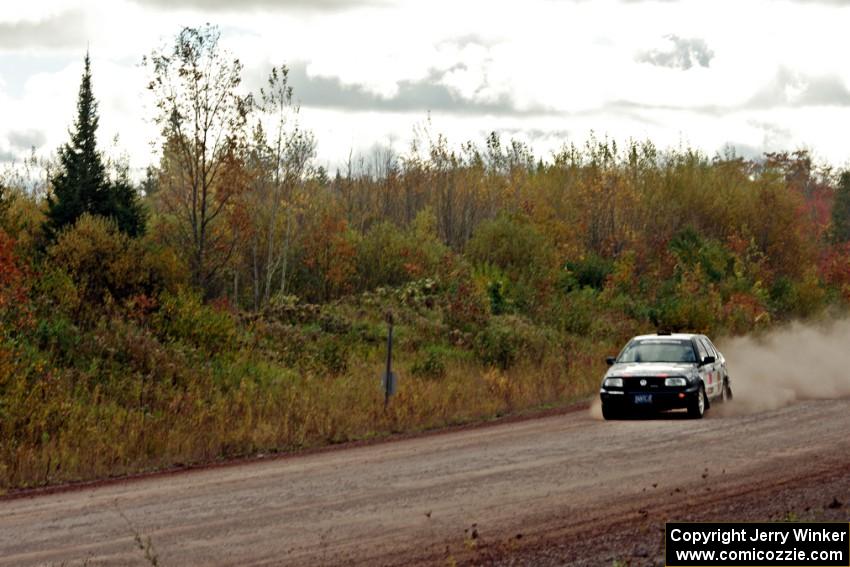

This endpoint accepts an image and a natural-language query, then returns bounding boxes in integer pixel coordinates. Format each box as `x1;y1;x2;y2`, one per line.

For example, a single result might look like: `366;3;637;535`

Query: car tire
601;403;622;420
688;386;706;419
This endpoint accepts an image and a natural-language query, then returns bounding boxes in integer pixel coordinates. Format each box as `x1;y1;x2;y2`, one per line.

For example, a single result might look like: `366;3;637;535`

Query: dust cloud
589;398;603;420
716;319;850;415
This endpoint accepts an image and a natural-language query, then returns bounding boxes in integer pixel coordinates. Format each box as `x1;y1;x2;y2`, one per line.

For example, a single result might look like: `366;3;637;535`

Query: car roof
631;333;700;341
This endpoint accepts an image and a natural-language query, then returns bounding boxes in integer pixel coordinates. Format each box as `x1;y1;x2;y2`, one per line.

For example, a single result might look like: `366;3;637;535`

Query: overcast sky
2;0;850;176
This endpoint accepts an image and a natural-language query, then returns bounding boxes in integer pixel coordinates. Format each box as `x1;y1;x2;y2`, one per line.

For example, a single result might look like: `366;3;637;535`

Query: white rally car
599;332;732;419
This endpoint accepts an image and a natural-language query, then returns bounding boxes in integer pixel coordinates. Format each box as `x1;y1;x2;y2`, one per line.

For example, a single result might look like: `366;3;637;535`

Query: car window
705;337;721;357
618;340;697;363
699;336;716;357
694;338;708;360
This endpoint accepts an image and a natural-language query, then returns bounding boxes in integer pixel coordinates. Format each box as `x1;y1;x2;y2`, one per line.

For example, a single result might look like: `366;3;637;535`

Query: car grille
622;377;667;392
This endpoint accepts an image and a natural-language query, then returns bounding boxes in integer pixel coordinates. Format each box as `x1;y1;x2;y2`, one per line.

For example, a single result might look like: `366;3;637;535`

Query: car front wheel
688;386;706;419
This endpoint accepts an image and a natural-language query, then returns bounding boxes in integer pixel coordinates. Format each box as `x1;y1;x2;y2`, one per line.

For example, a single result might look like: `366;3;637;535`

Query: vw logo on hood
640;379;647;386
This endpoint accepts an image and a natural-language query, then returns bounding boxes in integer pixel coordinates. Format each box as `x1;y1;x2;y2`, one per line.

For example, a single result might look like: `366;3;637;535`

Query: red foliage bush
819;243;850;301
0;230;32;332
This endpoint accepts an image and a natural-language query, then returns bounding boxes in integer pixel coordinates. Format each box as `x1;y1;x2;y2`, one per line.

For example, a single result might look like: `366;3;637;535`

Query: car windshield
618;340;696;363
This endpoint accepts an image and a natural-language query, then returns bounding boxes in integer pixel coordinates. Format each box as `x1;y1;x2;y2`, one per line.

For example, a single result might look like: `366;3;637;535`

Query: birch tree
248;66;315;307
144;25;251;293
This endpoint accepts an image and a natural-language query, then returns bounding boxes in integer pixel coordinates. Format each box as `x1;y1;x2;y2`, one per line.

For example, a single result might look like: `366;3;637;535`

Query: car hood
606;362;695;377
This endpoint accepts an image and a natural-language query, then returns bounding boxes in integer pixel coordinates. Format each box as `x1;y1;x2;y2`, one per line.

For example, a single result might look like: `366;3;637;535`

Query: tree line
11;24;848;320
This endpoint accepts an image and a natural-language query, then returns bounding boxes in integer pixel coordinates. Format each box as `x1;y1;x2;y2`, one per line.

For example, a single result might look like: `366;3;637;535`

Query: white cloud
1;0;850;175
0;0;84;25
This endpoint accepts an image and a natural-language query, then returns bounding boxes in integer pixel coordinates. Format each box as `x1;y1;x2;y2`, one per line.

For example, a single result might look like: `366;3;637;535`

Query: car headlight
665;377;687;387
604;377;623;388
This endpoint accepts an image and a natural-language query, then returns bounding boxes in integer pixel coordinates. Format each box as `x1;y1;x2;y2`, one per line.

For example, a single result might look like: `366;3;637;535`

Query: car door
697;336;720;399
704;336;727;392
692;337;711;398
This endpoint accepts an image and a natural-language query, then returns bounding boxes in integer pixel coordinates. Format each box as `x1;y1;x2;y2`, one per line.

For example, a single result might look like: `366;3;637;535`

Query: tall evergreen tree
45;52;145;239
832;171;850;244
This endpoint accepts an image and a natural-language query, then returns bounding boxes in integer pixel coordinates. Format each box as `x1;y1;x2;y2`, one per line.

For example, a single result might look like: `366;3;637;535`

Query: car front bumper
600;384;700;411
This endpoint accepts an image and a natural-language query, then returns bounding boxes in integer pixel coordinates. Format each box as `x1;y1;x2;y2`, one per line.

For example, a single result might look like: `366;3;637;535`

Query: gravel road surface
2;399;849;566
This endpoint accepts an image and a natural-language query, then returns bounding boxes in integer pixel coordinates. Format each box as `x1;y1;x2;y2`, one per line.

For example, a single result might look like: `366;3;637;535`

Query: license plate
633;393;653;405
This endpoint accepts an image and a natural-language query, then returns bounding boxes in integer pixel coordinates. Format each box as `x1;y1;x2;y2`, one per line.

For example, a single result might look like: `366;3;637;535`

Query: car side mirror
605;356;616;366
701;355;715;365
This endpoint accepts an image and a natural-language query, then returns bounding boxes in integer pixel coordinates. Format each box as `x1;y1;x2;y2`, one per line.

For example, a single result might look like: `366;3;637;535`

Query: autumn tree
245;66;315;308
45;53;145;240
145;25;251;293
300;212;356;302
831;171;850;243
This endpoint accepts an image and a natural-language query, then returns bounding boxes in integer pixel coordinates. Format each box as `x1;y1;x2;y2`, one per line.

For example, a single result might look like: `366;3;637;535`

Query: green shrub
153;290;237;353
652;267;722;333
767;271;823;320
410;345;448;379
33;267;81;317
356;222;407;289
487;279;509;315
350;319;385;344
34;314;80;363
669;227;732;283
247;319;309;367
466;214;555;313
48;214;185;315
557;287;598;335
769;276;796;316
562;253;614;291
313;337;349;375
466;214;554;281
475;315;550;370
472;263;512;315
355;214;447;293
440;259;489;333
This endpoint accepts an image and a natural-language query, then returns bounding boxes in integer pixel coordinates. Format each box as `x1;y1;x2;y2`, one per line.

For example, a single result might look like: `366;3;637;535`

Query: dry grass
0;346;608;491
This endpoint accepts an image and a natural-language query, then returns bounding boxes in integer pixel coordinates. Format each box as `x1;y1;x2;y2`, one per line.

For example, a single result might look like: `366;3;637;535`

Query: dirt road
2;399;849;566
